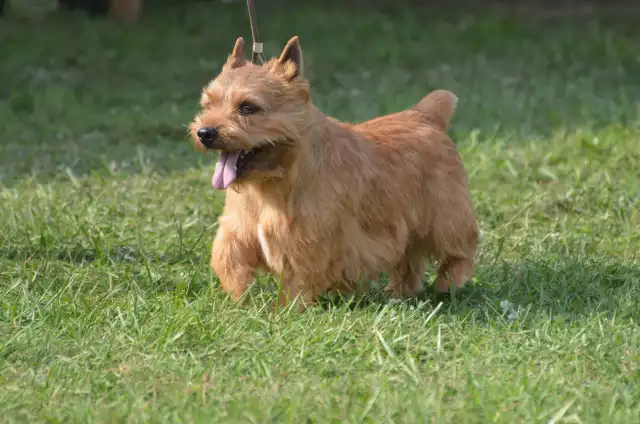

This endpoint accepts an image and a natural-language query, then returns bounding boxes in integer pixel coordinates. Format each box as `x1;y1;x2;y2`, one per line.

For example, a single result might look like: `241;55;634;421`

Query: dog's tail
413;89;458;131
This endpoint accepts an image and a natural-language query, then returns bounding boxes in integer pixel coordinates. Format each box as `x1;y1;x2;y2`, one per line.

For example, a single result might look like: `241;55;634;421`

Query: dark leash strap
246;0;265;64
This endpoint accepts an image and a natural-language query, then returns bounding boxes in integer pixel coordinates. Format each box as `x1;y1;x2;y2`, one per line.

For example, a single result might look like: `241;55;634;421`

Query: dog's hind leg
434;255;474;293
387;246;426;298
430;203;478;293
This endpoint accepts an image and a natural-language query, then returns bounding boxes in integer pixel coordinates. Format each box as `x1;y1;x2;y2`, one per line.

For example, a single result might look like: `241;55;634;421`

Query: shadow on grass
0;244;203;267
5;241;638;320
313;258;640;320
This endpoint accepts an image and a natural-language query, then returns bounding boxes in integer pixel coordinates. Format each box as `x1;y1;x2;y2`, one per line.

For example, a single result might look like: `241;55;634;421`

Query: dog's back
347;90;478;294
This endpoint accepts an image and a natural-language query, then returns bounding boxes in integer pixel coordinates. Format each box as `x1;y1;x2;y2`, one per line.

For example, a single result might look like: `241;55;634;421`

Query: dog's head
190;36;310;190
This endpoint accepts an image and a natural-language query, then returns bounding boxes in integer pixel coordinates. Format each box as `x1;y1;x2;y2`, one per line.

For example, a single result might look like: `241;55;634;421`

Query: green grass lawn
1;2;640;422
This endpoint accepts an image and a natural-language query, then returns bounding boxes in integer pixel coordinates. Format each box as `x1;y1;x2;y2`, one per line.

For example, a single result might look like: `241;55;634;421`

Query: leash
246;0;265;64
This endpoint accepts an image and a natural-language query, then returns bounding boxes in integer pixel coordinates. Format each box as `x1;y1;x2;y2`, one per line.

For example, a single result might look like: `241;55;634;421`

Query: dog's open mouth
212;146;269;190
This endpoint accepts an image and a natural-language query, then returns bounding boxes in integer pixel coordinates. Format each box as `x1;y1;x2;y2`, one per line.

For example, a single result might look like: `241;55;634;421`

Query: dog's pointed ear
226;37;247;69
277;36;303;80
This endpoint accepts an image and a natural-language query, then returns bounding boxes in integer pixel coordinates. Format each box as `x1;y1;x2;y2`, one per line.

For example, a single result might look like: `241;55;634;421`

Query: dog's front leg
210;223;261;302
275;271;330;312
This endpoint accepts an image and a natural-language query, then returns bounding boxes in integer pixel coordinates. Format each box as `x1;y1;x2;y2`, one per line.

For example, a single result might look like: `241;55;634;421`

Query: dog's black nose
197;127;218;148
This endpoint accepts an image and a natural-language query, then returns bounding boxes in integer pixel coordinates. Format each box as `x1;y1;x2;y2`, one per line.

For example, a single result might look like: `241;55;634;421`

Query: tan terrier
190;36;478;310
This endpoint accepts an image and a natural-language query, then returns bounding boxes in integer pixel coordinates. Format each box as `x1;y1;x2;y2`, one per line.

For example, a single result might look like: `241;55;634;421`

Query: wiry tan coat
190;37;478;309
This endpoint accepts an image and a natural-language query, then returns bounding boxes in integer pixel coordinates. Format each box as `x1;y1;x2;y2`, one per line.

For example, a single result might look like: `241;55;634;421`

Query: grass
1;2;640;422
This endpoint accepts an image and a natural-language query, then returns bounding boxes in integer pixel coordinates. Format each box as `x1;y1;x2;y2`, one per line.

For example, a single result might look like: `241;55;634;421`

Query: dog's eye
238;102;261;116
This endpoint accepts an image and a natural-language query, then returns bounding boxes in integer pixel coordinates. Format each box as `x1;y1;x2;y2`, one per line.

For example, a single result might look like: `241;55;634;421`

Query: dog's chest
257;223;274;266
255;213;290;272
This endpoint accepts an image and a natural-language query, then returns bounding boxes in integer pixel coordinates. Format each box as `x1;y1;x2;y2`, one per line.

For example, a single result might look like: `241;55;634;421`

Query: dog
190;36;478;310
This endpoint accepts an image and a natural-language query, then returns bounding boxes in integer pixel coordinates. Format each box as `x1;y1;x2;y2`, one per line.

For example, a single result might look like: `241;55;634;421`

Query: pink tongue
212;151;241;190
